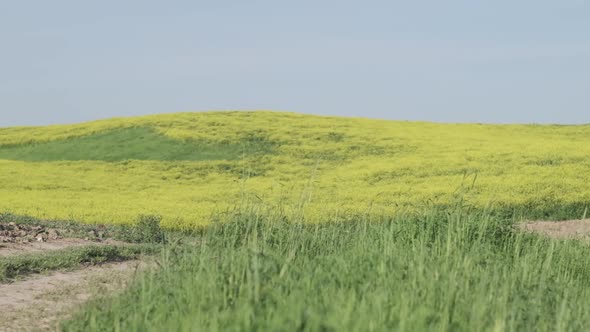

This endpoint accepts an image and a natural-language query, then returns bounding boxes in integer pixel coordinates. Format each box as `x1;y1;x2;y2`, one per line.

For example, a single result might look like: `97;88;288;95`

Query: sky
1;0;589;126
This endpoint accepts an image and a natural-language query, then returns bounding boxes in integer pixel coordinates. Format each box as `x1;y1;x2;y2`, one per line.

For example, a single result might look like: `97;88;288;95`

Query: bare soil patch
519;219;590;240
0;238;123;257
0;222;122;257
0;222;106;243
0;260;147;332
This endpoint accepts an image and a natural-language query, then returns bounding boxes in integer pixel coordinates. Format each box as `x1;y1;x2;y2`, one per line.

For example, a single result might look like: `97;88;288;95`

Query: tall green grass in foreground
63;209;590;331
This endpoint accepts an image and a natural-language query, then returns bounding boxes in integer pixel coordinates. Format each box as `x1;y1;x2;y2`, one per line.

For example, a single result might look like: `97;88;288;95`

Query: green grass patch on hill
0;127;274;162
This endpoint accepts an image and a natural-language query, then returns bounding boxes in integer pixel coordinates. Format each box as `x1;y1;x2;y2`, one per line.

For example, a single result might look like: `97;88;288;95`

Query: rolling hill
1;111;589;228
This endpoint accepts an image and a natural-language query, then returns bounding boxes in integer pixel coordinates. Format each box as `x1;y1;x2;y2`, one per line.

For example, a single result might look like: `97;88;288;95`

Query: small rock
36;233;47;242
48;229;60;240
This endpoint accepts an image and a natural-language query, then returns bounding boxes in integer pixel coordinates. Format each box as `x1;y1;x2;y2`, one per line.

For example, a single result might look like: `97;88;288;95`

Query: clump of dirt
0;222;122;258
0;222;107;244
0;222;61;243
518;219;590;240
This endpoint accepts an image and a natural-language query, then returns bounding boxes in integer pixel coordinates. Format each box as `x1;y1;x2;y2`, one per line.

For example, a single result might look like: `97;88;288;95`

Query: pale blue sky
1;0;589;126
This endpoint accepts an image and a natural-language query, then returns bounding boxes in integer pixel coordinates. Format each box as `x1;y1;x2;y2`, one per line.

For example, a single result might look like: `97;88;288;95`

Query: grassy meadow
1;111;590;228
2;111;590;331
63;209;590;331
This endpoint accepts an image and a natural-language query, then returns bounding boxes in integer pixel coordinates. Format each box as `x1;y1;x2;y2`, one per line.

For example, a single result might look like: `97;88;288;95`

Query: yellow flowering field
1;111;589;229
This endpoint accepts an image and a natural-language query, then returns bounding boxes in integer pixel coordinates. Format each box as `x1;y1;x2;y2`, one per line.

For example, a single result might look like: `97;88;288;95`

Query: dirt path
0;260;146;332
519;219;590;239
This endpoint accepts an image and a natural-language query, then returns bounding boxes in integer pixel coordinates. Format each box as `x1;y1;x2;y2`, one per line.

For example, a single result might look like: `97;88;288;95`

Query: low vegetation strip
0;238;125;258
0;244;157;282
62;209;590;331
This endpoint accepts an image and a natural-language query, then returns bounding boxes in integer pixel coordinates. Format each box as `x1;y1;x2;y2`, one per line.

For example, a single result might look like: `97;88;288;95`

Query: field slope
1;111;589;228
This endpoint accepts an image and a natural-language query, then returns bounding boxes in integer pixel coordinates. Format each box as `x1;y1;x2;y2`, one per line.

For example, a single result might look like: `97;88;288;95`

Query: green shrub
120;215;165;244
